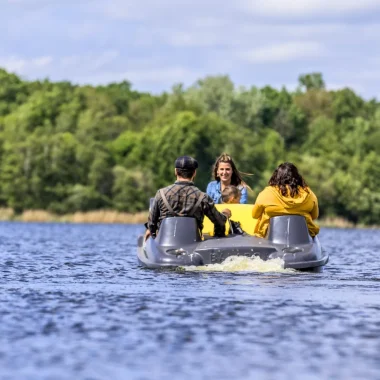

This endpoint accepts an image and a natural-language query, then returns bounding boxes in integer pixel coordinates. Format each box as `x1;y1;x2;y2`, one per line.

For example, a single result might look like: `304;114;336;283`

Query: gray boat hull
137;215;328;271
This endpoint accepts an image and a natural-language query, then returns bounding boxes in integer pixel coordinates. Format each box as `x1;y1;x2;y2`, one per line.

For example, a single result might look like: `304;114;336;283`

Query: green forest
0;69;379;224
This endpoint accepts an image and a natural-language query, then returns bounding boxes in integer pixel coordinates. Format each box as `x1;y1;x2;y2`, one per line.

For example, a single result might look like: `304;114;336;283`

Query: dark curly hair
268;162;308;197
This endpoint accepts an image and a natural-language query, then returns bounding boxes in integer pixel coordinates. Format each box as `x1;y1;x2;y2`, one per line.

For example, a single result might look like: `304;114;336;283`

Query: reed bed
318;217;380;229
0;208;15;220
318;217;356;229
0;208;378;229
63;210;148;224
21;210;55;222
6;209;148;224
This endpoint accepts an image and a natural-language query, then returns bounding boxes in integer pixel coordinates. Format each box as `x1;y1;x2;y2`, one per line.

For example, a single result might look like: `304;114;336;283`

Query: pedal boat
137;205;328;272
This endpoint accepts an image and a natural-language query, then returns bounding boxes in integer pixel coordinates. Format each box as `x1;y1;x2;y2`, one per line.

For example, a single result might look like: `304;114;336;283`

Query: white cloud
90;0;222;21
241;0;380;16
91;0;380;22
67;22;103;41
159;30;222;47
241;42;325;63
60;51;119;71
31;56;53;67
70;66;200;88
123;67;197;83
0;56;26;71
91;0;176;20
6;0;43;4
7;0;45;3
91;50;119;70
61;55;80;67
4;0;58;11
0;51;199;89
1;1;379;98
6;0;84;7
353;70;380;81
0;55;53;72
131;21;347;50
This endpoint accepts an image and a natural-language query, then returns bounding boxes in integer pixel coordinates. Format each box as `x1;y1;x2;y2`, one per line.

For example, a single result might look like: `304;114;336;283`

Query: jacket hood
269;186;311;208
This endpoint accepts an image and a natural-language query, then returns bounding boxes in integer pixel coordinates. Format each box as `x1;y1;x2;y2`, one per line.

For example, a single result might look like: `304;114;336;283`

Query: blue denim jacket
206;181;248;204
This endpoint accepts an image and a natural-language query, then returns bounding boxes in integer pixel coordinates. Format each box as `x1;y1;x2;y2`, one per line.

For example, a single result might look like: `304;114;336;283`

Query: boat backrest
267;215;312;245
156;217;202;246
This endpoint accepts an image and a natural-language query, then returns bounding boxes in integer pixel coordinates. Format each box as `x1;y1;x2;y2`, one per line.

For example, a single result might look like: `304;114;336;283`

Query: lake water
0;222;379;380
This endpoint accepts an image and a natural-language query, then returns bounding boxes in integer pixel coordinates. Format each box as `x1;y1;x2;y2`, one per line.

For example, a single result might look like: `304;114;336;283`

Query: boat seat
156;217;202;246
267;215;312;245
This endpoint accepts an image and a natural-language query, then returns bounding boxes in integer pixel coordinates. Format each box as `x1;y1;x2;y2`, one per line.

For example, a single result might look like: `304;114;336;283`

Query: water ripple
0;223;379;379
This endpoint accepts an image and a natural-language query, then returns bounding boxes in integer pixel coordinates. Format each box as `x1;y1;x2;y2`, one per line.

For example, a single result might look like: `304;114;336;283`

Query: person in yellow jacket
252;162;320;238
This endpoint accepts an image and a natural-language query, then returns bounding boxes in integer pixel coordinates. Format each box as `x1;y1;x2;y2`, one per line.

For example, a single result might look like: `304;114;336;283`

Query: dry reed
63;210;148;224
318;217;355;228
0;208;378;229
20;210;56;222
0;208;15;220
8;209;148;224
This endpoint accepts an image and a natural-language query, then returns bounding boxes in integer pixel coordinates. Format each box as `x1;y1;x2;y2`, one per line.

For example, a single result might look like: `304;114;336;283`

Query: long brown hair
212;153;249;188
269;162;308;197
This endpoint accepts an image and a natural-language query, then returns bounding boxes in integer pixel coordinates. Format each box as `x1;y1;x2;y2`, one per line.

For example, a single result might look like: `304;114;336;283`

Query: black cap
175;156;198;170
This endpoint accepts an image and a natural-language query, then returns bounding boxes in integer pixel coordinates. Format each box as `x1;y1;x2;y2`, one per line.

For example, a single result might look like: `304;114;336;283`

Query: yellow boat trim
203;204;257;236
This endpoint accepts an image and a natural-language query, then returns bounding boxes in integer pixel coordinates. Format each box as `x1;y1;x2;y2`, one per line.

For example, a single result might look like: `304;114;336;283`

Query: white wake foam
185;256;294;273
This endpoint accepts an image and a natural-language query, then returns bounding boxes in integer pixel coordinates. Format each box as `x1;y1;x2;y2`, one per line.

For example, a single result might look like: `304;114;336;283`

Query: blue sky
1;0;380;98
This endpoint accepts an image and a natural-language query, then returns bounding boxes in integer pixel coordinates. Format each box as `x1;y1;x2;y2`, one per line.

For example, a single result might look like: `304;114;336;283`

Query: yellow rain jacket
252;186;320;238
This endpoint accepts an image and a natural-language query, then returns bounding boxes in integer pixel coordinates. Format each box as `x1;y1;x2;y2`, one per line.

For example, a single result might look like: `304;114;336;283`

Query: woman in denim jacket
206;153;249;204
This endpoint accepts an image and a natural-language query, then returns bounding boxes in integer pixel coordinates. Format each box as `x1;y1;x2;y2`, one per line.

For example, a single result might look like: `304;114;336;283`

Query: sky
1;0;380;98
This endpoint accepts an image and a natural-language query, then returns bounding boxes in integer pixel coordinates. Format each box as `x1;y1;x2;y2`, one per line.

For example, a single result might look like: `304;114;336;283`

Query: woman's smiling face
217;162;232;183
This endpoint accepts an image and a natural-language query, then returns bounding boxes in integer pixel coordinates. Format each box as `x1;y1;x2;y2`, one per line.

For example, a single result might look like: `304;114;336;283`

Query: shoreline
0;208;148;224
0;208;378;229
317;217;380;230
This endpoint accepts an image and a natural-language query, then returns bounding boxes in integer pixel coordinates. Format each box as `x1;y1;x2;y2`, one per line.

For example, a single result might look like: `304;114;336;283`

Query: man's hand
144;229;151;241
221;208;232;219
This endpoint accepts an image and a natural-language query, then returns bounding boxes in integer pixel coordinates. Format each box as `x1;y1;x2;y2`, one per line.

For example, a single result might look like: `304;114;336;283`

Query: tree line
0;69;379;224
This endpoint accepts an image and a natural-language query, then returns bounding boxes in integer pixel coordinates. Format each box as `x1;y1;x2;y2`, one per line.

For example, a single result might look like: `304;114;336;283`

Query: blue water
0;222;379;380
